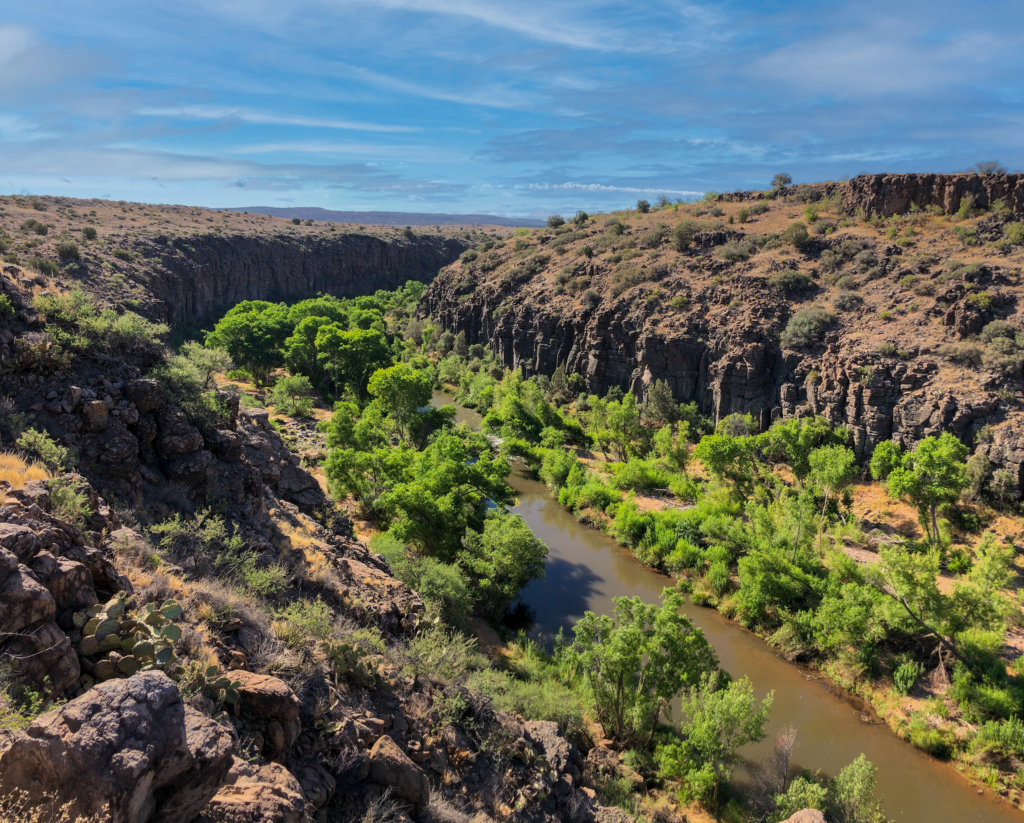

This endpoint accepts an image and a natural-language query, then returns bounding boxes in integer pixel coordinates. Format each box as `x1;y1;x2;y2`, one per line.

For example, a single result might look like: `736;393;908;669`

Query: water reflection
431;391;1021;823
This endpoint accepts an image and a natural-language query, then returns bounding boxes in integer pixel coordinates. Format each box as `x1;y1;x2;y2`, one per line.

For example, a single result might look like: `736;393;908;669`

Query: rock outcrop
0;671;233;823
124;231;466;327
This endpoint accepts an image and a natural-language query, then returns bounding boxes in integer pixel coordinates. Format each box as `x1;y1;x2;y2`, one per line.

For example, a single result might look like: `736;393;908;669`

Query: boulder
126;378;166;413
195;759;306;823
0;619;79;695
157;406;205;459
30;552;99;617
0;671;233;823
0;522;42;563
368;735;430;810
81;399;110;432
781;812;826;823
594;807;635;823
525;720;582;780
0;554;57;634
231;670;301;762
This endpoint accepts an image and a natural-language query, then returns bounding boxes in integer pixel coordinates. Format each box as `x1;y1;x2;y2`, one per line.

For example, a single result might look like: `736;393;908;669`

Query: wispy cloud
138;105;420;133
526;181;705;197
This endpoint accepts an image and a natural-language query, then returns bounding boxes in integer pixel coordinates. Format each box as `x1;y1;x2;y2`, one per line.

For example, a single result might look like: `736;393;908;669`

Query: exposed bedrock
424;283;1020;487
94;232;467;327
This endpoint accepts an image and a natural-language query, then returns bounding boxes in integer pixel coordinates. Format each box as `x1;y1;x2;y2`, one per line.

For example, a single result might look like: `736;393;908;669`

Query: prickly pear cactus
190;664;242;708
323;640;390;690
77;594;184;680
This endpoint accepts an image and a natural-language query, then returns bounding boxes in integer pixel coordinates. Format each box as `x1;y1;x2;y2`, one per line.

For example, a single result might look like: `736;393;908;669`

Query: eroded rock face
781;811;827;823
0;671;232;823
195;759;306;823
368;735;430;810
231;670;302;763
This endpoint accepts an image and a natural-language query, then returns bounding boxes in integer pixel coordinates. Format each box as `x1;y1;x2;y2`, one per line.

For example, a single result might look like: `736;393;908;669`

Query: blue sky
2;1;1023;217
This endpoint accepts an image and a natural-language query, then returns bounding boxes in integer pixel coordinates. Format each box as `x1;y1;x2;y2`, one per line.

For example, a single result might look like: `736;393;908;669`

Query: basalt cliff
424;173;1024;493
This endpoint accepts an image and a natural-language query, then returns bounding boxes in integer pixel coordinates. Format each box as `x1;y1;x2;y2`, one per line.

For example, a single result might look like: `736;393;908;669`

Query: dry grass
0;792;105;823
0;452;50;490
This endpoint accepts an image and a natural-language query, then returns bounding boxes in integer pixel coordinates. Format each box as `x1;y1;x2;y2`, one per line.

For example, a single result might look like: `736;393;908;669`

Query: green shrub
608;459;670;492
582;290;602;311
21;219;48;236
49;478;93;526
1003;223;1024;246
276;599;332;646
27;257;58;276
780;307;835;348
0;295;14;319
372;533;473;621
112;248;132;261
55;241;80;261
82;226;97;240
835;275;857;290
737;207;750;223
893;660;922;694
671;220;696;251
813;219;836;235
271;375;315;417
35;288;167;361
783;222;810;246
17;428;69;473
768;269;815;294
460;249;478;263
832;293;862;312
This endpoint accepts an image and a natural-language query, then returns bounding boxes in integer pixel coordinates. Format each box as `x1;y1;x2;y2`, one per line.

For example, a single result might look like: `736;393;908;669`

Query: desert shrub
82;226;97;240
783;222;809;247
768;270;815;295
401;626;487;682
876;342;898;357
271;375;315;417
460;249;478;263
636;199;651;214
980;320;1018;343
737;208;750;223
150;509;245;570
937;342;983;366
638;226;667;249
48;478;93;527
112;248;132;261
818;250;842;274
716;238;756;261
55;241;79;261
547;215;565;228
832;293;863;312
813;219;836;235
27;257;58;277
968;291;994;311
671;220;696;251
982;337;1024;378
16;429;69;473
582;290;602;311
835;275;857;291
780;307;835;348
36;289;167;362
750;202;771;215
1003;223;1024;246
21;219;48;236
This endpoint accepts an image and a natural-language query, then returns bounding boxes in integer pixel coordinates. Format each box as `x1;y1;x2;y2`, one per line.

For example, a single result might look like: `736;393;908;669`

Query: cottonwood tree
808;444;857;517
367;363;433;442
870;433;967;550
558;589;718;748
656;672;773;809
206;300;291;385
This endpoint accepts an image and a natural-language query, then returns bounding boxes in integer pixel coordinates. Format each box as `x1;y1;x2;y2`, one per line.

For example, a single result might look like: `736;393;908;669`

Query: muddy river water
432;391;1019;822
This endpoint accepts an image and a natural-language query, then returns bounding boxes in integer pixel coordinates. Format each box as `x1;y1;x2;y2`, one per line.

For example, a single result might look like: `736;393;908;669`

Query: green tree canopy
367;363;433;441
459;511;547;618
206;300;291;385
871;434;968;549
558;589;718;747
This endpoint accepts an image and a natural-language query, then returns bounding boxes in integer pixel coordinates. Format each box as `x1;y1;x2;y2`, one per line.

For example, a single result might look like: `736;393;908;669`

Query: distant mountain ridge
225;206;545;228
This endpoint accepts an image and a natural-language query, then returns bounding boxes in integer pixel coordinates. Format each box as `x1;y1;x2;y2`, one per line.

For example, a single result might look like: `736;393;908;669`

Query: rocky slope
0;247;648;823
0;194;476;326
423;174;1024;491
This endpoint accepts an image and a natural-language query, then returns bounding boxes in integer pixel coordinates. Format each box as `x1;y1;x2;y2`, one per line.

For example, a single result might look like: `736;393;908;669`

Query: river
432;391;1019;823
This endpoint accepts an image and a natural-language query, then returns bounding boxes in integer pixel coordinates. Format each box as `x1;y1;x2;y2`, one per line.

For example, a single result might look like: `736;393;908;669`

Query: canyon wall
117;231;466;326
